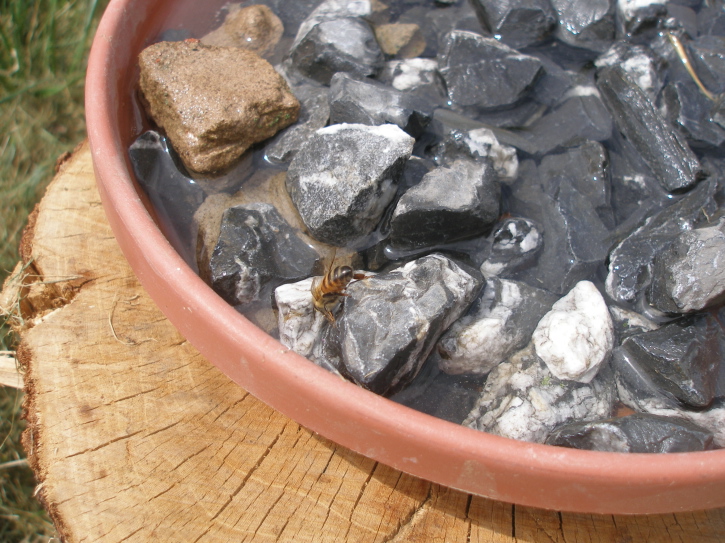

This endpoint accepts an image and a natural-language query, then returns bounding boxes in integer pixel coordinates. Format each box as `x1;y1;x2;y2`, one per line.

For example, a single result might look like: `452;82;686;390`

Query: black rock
620;314;724;408
129;131;206;266
648;217;725;313
338;253;483;395
389;159;500;250
595;43;664;102
264;84;330;164
605;177;718;305
616;0;667;40
538;141;613;227
286;123;414;247
432;127;519;182
468;0;557;49
437;30;543;110
204;203;320;305
596;65;705;193
698;4;725;37
328;72;433;138
551;0;616;53
437;277;559;376
664;3;698;38
288;17;384;84
480;217;543;277
523;95;613;156
506;161;611;295
546;413;716;453
663;79;725;150
688;35;725;96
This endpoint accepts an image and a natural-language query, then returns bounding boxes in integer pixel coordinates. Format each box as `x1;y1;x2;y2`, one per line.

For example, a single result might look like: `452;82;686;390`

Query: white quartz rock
532;280;614;383
275;278;324;359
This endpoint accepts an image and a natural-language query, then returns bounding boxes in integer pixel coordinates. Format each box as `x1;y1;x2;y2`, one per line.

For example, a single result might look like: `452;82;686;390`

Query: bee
311;254;368;324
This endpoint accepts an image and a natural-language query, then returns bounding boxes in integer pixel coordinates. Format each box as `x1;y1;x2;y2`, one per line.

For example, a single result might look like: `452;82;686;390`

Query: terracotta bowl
85;0;725;514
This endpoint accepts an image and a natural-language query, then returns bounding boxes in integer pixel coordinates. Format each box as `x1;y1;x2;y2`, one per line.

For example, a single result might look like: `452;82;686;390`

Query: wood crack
65;429;145;459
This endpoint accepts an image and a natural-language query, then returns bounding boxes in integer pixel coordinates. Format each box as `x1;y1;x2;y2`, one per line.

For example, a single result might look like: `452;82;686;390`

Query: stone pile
131;0;725;454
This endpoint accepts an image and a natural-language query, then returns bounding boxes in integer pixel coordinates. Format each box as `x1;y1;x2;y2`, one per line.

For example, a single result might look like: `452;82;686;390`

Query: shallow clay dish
86;0;725;514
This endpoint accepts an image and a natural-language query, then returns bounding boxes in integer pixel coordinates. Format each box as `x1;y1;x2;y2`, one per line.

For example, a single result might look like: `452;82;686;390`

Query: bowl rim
85;0;725;515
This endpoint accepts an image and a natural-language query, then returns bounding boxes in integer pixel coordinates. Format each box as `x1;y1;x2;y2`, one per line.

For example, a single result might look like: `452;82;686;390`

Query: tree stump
4;141;725;542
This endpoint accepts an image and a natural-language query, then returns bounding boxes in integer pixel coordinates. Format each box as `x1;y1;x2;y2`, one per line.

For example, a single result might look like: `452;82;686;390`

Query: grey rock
605;177;717;305
698;4;725;38
533;281;615;383
432;128;519;183
596;65;705;192
524;95;613;156
480;218;543;278
289;16;384;84
203;203;320;305
463;343;615;443
551;0;615;53
437;277;559;376
129;131;206;266
437;31;543;110
648;217;725;313
286;123;415;247
264;84;330;164
507;162;612;295
337;253;483;395
546;413;716;453
620;314;723;408
468;0;557;49
609;305;659;342
389;159;500;250
328;72;433;138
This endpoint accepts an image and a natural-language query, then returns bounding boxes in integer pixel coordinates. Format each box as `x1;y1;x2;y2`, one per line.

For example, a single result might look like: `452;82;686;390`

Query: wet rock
138;40;299;175
533;281;615;383
538;141;612;226
648;217;725;314
202;203;320;305
201;4;284;56
688;35;725;96
337;253;483;395
605;177;717;305
129;131;206;265
374;23;426;58
389;159;500;250
506;162;612;295
524;95;613;156
546;413;716;453
379;58;442;94
437;31;543;110
609;305;659;341
432;128;519;183
616;0;667;39
389;359;487;424
437;277;558;376
595;43;663;102
468;0;557;49
463;344;615;443
288;0;384;84
328;72;433;138
596;65;705;192
264;84;330;164
613;341;725;446
620;314;723;408
698;4;725;37
663;79;725;149
551;0;615;52
480;218;543;278
286;123;414;247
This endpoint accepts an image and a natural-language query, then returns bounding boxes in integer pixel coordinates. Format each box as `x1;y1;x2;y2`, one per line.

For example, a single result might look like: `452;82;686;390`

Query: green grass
1;0;109;540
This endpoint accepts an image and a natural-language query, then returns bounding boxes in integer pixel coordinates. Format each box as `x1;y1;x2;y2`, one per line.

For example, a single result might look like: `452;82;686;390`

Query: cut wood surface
5;140;725;542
